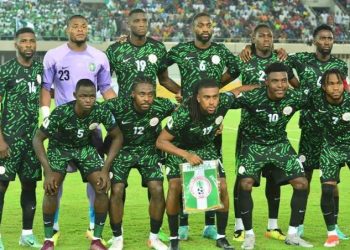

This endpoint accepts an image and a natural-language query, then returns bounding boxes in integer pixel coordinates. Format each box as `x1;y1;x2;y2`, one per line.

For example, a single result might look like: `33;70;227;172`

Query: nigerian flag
181;160;222;213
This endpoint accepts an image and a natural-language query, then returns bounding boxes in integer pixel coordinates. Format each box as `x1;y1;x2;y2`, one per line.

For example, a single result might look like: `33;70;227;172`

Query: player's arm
157;69;182;102
32;129;57;195
156;129;202;165
229;84;260;97
289;77;300;88
0;96;10;159
101;88;117;100
99;54;118;100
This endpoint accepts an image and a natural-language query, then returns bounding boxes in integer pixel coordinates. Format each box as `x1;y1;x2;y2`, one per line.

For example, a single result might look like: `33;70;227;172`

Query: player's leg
263;167;285;241
232;176;244;242
178;204;189;240
41;172;65;250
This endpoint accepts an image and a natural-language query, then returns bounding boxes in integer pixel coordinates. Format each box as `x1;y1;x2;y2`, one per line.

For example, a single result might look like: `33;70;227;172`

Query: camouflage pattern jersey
106;37;168;98
0;58;43;144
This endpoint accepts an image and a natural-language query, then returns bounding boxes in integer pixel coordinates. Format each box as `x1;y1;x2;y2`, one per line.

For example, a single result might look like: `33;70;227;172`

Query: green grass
2;110;350;249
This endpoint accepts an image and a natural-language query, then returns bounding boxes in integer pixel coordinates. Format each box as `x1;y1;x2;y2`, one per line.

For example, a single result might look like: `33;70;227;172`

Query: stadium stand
0;0;349;43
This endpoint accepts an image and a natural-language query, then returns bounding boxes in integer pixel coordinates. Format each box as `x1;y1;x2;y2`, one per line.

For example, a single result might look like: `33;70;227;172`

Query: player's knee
239;178;254;191
168;179;181;193
111;183;125;200
291;177;308;190
148;182;164;197
219;178;228;193
322;183;336;197
21;181;37;191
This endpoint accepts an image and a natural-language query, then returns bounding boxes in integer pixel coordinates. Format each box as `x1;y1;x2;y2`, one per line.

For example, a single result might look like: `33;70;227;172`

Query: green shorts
298;128;322;171
165;144;226;180
237;140;305;186
0;138;41;182
47;144;103;182
110;146;163;186
320;143;350;183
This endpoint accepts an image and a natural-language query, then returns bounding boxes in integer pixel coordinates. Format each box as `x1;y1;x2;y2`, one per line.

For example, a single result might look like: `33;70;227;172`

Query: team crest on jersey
0;166;5;175
238;166;245;174
283;106;293;115
215;115;224;125
89;123;99;130
148;54;158;64
211;55;220;65
342;112;350;121
88;63;96;72
189;176;212;199
150;117;159;126
36;74;42;84
299;155;306;163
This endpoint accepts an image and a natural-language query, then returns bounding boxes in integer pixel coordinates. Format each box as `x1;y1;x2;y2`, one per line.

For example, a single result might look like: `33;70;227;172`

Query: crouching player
33;79;123;250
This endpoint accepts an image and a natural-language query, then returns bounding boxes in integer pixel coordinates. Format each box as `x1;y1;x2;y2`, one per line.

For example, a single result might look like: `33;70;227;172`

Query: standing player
0;27;42;249
106;8;180;99
165;12;240;241
156;79;246;250
231;63;313;249
228;24;299;242
41;15;117;244
287;24;348;238
316;69;350;247
33;79;123;250
105;78;175;250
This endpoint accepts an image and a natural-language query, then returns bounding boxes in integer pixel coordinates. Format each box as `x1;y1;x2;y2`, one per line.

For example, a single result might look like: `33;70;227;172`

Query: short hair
15;27;35;38
313;24;333;38
131;77;154;91
129;8;146;17
75;79;96;92
188;78;219;121
252;23;272;36
320;68;344;86
192;12;211;26
66;15;88;26
265;62;289;76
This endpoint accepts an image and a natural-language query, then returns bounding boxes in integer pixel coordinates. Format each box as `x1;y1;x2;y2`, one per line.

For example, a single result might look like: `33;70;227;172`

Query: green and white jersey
106;37;168;98
104;97;175;147
40;101;117;149
166;42;240;100
313;89;350;146
231;87;310;145
165;93;233;149
288;52;348;129
0;58;43;143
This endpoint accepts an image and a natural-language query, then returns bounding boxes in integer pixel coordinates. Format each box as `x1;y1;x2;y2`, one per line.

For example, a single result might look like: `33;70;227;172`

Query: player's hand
116;34;128;43
0;140;10;159
239;45;252;63
97;170;111;193
275;48;288;61
215;124;223;136
184;152;203;166
175;91;183;103
44;171;58;195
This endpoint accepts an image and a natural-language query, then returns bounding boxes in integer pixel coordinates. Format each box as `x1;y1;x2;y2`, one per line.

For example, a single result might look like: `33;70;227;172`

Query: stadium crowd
0;0;349;43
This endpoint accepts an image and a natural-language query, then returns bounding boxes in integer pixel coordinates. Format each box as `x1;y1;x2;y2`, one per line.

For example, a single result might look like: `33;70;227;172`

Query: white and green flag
181;160;222;213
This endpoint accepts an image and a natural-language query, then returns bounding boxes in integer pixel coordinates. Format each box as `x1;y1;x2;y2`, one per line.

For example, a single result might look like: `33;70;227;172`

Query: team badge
148;54;158;64
342;112;350;121
299;155;306;163
283;106;293;115
88;62;96;72
238;166;245;174
0;166;5;175
215;115;224;125
211;55;220;64
189;176;212;199
150;117;159;126
89;123;99;130
36;74;42;84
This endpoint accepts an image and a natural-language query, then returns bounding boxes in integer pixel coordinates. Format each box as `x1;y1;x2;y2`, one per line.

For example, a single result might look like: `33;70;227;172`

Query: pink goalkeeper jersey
43;43;112;106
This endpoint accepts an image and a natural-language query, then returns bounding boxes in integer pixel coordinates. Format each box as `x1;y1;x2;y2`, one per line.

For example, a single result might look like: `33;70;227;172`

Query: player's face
132;83;155;112
74;86;96;112
197;87;219;115
314;30;333;56
193;16;213;43
322;73;344;102
15;32;36;60
128;13;148;37
66;17;88;44
266;72;289;100
253;27;273;53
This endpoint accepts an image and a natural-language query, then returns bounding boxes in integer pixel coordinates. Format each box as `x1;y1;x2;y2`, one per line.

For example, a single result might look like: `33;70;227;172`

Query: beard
196;32;212;43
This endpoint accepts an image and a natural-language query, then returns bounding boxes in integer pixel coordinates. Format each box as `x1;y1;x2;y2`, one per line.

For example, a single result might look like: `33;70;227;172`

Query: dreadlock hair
187;78;219;122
